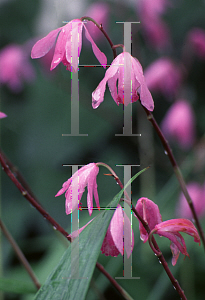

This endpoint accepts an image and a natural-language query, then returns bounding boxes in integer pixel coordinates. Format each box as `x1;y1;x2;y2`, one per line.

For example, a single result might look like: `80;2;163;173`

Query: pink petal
123;211;134;258
83;24;107;68
155;219;200;244
132;57;154;111
0;112;7;119
31;27;62;59
50;24;71;70
170;242;180;266
92;59;119;108
65;20;83;73
110;205;124;255
55;178;72;197
101;205;123;257
101;228;120;257
135;197;162;243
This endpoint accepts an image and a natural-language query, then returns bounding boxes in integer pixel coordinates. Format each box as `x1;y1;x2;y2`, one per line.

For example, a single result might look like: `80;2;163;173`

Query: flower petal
50;24;71;70
135;197;162;243
83;24;107;68
65;20;83;73
110;205;124;255
31;27;62;59
132;57;154;111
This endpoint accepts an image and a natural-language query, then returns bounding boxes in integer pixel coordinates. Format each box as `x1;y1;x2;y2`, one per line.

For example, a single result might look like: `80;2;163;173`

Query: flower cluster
56;164;200;263
31;18;154;111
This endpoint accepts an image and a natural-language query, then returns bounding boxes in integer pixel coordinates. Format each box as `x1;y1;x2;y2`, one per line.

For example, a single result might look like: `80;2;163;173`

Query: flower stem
0;151;132;300
107;170;188;299
81;16;117;59
0;151;71;242
142;105;205;249
0;219;41;290
147;229;187;300
96;262;134;300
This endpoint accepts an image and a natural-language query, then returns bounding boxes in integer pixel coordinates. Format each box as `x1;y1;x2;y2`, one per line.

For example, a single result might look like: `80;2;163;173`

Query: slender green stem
0;219;41;290
142;105;205;249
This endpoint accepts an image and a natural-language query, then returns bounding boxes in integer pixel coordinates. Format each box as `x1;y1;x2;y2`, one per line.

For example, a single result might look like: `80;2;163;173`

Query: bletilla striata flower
69;204;134;258
144;57;182;98
176;182;205;220
92;51;154;110
31;19;107;73
134;197;162;242
152;219;200;265
161;99;196;149
101;204;134;258
0;112;7;119
0;44;35;93
55;163;100;216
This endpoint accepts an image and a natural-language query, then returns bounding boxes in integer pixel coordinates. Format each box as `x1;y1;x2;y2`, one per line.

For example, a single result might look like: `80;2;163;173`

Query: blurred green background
0;0;205;299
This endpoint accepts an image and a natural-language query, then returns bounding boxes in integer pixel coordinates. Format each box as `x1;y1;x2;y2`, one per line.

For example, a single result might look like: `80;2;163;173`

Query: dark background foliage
0;0;205;299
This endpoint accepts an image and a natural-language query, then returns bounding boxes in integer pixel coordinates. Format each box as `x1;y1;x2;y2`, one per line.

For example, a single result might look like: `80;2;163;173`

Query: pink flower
101;204;134;258
92;52;154;111
187;28;205;59
176;182;205;220
136;0;172;49
0;112;7;119
69;204;134;258
161;99;196;149
55;163;100;216
31;19;107;73
0;44;35;93
85;2;109;41
134;197;162;242
152;219;200;265
144;58;182;98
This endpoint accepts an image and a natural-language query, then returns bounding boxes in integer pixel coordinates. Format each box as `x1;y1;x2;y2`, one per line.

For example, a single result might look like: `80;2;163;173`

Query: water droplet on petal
53;226;57;230
164;150;168;155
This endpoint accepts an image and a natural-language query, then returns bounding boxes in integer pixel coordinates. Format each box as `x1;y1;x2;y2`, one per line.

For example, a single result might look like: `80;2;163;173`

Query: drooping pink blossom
176;182;205;220
31;19;107;73
153;219;200;265
187;28;205;59
101;204;134;258
85;2;110;41
144;57;182;98
0;44;35;93
0;112;7;119
69;204;134;258
136;0;172;49
161;99;196;149
134;197;162;243
55;163;100;216
92;51;154;110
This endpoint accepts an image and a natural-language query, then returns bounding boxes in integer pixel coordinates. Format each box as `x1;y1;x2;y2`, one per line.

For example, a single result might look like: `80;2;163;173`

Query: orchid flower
31;19;107;73
150;219;200;265
0;44;35;93
161;99;196;149
0;112;7;119
134;197;162;242
69;204;134;258
55;163;100;216
92;51;154;110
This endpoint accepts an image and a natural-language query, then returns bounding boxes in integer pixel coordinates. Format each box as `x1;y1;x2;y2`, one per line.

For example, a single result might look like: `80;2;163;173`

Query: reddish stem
0;151;71;242
142;105;205;249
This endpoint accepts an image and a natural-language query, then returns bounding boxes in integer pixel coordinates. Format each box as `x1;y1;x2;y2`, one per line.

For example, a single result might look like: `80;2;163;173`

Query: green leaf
33;192;121;300
33;168;146;300
0;278;37;294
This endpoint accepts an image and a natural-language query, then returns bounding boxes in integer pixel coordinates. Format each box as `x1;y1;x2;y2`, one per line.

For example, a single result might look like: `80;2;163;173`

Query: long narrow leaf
34;168;147;300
